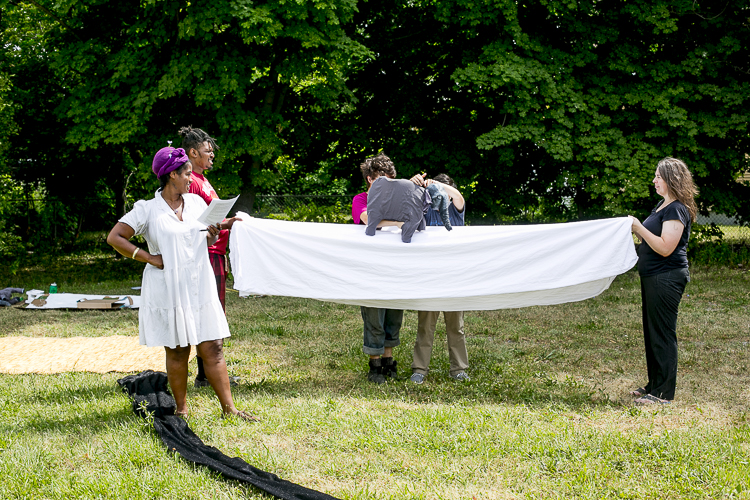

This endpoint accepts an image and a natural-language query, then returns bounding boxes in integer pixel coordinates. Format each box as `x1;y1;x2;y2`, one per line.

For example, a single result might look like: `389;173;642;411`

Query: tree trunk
235;155;260;215
123;148;143;217
112;165;126;220
234;79;280;215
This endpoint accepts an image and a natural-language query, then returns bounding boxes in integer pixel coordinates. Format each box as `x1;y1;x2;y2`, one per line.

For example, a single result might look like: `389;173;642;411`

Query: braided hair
178;126;218;155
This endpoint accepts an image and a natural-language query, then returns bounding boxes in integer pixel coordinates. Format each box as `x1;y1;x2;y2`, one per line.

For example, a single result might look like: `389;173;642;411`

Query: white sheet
229;215;637;311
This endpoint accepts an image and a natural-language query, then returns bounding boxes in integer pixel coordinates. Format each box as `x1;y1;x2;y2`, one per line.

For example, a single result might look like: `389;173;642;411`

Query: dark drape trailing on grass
117;370;339;500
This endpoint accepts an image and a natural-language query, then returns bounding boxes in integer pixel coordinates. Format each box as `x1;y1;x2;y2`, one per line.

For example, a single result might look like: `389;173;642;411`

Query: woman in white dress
107;146;256;421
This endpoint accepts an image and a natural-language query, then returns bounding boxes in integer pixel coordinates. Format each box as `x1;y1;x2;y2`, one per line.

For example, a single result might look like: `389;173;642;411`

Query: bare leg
164;346;191;416
195;339;260;422
195;339;235;413
369;347;392;360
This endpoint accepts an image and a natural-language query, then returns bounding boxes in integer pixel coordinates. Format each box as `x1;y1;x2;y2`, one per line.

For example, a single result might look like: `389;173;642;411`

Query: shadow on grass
1;376;138;434
9;406;138;436
0;308;139;337
230;363;613;411
1;373;127;404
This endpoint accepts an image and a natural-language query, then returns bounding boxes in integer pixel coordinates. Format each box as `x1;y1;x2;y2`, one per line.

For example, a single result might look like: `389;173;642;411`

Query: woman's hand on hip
148;254;164;270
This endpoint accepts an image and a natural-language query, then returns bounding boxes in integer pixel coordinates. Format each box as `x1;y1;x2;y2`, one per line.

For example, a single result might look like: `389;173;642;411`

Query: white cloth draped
229;215;637;311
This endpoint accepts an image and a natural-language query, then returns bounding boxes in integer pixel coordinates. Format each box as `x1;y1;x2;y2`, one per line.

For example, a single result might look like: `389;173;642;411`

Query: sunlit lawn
0;248;749;499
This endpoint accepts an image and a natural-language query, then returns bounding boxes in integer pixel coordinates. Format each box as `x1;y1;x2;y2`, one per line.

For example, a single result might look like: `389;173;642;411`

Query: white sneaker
410;373;425;384
450;371;470;382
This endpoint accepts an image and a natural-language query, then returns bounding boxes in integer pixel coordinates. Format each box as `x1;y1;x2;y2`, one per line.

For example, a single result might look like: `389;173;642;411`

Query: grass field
716;224;750;244
1;250;749;499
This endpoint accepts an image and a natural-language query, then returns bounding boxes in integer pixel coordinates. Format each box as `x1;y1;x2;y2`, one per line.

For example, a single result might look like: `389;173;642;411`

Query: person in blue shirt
408;173;470;384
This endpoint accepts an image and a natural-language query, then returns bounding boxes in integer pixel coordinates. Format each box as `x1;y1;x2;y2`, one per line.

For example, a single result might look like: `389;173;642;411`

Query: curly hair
360;152;396;186
657;157;698;222
178;126;218;155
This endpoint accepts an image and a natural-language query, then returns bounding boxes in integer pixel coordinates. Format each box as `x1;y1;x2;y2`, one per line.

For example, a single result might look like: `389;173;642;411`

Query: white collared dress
120;191;230;348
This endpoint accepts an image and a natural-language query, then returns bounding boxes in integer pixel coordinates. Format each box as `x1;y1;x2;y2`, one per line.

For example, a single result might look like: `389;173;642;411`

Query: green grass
1;249;750;499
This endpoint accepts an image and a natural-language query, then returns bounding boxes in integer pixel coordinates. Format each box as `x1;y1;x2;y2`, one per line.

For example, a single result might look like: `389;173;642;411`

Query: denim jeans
360;306;403;355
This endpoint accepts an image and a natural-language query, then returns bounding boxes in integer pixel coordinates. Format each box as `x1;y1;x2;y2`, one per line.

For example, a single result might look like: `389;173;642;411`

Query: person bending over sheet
365;176;427;243
408;173;470;384
352;152;404;384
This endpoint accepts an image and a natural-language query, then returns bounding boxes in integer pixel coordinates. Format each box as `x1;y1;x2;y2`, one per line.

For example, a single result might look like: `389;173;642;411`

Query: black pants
640;268;689;400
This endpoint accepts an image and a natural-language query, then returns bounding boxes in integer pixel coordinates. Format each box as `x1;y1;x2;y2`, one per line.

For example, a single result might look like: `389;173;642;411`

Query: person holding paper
106;146;257;422
179;126;242;388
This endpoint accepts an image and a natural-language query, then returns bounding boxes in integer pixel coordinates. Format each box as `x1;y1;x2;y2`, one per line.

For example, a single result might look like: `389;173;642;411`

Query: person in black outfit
628;157;698;405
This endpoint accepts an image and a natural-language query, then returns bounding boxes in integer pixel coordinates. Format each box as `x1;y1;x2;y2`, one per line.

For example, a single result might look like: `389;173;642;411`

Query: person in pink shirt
179;126;242;388
352;152;405;384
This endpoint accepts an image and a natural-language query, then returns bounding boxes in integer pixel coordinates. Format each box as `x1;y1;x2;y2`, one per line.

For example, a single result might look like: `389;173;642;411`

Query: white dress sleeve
119;200;150;236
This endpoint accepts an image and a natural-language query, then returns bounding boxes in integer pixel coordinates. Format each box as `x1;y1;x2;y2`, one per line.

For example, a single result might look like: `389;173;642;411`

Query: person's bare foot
224;409;260;422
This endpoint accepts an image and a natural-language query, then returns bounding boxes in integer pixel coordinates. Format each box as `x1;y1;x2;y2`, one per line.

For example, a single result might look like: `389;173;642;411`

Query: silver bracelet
132;247;140;260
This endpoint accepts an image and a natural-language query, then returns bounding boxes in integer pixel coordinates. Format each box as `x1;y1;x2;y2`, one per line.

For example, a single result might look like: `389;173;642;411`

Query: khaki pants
411;310;468;376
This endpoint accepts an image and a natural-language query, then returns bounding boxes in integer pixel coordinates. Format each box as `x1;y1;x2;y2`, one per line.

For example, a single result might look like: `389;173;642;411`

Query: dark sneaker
450;371;471;382
367;359;385;384
381;357;398;379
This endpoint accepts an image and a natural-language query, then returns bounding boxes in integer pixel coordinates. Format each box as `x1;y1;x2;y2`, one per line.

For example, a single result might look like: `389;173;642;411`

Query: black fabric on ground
118;370;340;500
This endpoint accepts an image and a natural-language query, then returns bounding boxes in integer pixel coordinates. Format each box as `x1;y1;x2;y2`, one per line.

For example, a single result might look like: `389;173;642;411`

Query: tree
304;0;750;222
2;0;370;215
444;0;750;220
3;0;749;228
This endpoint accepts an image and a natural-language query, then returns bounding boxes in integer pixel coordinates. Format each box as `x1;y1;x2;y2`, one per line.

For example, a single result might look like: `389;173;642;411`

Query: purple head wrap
152;147;189;178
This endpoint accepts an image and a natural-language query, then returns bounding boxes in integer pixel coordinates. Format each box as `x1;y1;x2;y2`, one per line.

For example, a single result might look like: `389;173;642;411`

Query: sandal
634;394;671;406
630;387;647;397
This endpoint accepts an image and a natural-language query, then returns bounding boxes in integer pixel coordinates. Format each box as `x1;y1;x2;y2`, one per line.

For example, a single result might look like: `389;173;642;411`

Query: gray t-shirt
365;177;427;243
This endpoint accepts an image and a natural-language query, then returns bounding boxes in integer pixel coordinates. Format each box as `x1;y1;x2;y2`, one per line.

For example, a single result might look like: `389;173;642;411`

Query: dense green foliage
1;0;369;216
1;0;748;246
308;0;750;221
